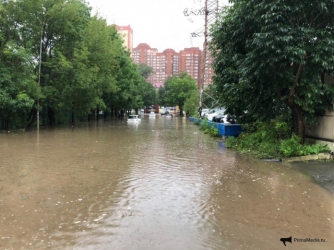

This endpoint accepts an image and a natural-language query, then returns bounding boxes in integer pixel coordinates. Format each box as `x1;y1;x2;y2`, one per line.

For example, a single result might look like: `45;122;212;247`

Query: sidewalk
290;159;334;194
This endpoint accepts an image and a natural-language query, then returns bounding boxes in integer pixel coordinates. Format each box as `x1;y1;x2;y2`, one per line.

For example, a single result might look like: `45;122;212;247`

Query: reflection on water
0;117;334;250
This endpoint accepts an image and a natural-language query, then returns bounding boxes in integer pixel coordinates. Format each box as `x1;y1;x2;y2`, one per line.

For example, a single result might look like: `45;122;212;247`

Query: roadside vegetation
191;0;334;158
158;72;197;116
225;119;330;159
210;0;334;143
0;0;156;130
193;116;330;158
199;119;220;137
1;0;199;130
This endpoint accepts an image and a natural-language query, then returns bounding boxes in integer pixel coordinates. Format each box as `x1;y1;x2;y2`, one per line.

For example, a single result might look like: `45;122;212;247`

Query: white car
149;111;156;118
200;108;209;118
204;108;225;120
207;111;225;121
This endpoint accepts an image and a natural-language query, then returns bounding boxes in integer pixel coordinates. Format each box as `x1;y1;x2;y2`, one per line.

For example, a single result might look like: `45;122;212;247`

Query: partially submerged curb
282;153;332;163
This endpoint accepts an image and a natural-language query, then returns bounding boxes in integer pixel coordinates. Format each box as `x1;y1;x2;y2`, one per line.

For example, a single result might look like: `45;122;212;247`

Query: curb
283;153;331;163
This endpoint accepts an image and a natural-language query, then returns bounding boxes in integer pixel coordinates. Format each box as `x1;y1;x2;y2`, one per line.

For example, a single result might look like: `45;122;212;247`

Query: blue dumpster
217;123;242;136
189;117;242;137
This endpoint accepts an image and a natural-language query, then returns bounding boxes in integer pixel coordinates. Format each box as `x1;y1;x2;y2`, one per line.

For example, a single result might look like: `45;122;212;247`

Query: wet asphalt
291;160;334;194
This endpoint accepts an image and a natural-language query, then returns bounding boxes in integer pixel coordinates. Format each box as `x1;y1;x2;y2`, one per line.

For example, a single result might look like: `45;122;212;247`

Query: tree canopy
0;0;152;129
210;0;334;140
183;90;200;117
137;63;153;80
163;72;197;115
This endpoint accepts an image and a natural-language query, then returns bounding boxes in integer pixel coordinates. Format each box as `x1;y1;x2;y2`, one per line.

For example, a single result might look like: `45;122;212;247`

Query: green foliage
0;0;153;128
279;134;303;157
163;72;197;116
137;63;153;80
157;86;165;106
279;134;330;157
211;0;334;139
194;119;201;125
0;34;37;129
141;81;157;107
202;84;219;109
199;119;219;137
208;126;219;137
225;120;330;158
199;119;210;131
183;90;199;116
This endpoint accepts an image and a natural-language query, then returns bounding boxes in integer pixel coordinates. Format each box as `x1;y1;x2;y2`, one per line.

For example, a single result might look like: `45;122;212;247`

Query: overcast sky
88;0;230;52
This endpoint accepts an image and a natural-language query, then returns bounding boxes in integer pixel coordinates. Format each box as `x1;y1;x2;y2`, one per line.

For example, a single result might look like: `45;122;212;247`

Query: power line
184;0;220;108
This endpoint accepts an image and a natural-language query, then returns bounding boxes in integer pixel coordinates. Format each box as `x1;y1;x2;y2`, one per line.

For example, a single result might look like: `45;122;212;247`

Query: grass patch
225;120;330;159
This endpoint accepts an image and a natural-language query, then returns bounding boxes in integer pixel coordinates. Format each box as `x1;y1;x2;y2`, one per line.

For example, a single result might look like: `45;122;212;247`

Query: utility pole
184;0;220;109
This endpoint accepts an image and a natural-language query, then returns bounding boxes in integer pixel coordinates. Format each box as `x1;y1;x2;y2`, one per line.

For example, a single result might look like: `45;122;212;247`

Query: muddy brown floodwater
0;117;334;250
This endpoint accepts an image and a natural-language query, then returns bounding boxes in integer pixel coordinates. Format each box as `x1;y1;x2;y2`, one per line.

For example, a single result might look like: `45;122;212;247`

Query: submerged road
0;117;333;249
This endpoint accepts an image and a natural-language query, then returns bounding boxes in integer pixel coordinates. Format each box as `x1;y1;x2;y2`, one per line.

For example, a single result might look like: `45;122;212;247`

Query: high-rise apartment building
180;47;202;84
132;43;159;86
115;25;133;54
132;43;202;87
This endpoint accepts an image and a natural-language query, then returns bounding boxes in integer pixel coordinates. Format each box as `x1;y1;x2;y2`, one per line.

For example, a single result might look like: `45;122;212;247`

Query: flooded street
1;117;334;250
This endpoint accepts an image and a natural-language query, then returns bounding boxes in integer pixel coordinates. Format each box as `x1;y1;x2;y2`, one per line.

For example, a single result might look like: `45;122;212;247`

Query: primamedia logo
280;236;326;246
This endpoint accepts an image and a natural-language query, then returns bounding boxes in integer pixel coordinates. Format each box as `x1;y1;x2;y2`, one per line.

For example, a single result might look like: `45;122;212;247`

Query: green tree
56;16;120;122
0;0;153;127
96;30;158;116
183;90;200;117
202;84;219;109
137;63;153;80
157;86;166;106
163;72;197;116
111;51;147;114
0;43;37;130
141;81;157;107
211;0;334;141
7;0;93;125
0;1;39;130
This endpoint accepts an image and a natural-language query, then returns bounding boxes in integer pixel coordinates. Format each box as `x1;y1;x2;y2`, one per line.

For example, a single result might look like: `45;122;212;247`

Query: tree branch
289;63;303;100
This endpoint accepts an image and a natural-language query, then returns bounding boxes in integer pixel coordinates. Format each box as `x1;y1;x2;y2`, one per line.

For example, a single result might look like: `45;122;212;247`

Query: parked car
212;113;226;123
161;108;168;115
226;114;237;124
200;108;209;118
203;108;225;119
149;111;156;118
206;110;226;121
203;109;215;119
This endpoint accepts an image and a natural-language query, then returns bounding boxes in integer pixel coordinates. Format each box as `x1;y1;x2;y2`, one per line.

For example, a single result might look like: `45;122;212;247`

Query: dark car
161;108;169;115
212;113;225;123
226;114;237;124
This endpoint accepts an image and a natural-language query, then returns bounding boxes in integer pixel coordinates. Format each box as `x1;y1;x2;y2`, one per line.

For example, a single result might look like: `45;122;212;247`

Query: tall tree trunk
47;106;55;125
289;104;305;143
26;104;37;129
179;108;183;116
3;119;9;131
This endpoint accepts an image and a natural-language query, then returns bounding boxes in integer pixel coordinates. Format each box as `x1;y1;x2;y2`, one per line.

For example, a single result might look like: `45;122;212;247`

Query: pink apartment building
132;43;202;87
115;25;133;55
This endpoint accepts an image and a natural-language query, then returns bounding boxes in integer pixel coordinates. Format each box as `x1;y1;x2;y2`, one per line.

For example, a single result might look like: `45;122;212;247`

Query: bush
208;126;219;137
194;119;201;125
196;118;330;157
279;134;330;157
224;120;330;159
199;119;210;131
304;143;329;155
199;119;220;137
225;136;237;148
279;134;302;157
